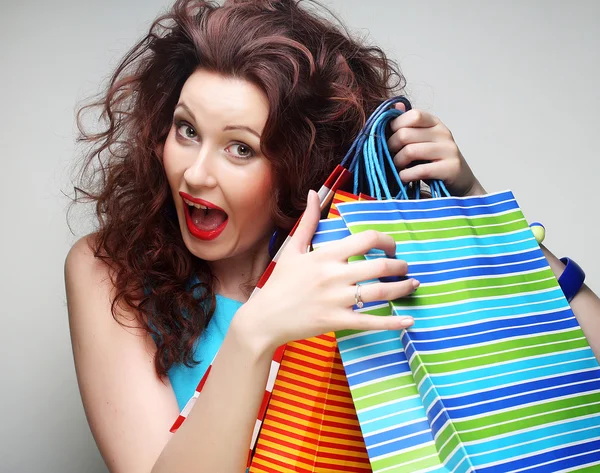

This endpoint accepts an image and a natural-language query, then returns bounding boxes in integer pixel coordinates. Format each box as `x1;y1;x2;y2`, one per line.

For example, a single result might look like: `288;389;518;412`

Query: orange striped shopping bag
249;333;371;472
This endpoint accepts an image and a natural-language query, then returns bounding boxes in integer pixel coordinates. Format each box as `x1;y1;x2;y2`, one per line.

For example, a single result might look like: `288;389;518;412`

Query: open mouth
180;192;229;241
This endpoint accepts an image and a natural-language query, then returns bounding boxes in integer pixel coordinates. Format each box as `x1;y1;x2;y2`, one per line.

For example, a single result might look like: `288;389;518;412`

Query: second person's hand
388;103;486;197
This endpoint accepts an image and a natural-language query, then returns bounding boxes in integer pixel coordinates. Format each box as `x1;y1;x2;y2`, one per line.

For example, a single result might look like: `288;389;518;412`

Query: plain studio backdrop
1;0;598;472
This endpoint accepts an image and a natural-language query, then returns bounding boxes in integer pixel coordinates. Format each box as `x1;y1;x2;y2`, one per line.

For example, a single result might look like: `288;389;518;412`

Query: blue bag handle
340;96;450;200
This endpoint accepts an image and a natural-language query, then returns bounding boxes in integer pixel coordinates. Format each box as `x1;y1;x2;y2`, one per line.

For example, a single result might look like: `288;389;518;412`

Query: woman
65;1;600;472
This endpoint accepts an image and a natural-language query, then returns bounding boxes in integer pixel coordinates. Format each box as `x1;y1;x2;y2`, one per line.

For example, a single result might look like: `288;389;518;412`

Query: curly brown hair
72;0;405;377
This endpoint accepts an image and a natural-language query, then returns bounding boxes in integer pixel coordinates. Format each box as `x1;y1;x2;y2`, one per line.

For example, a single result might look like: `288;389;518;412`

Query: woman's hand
234;190;417;355
387;103;486;197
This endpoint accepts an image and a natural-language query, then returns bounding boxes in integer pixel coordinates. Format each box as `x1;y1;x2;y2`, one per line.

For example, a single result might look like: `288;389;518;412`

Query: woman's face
163;68;275;263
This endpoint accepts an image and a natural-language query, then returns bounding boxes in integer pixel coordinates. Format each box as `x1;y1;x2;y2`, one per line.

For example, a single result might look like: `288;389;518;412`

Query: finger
323;230;397;261
346;257;409;284
399;161;452;183
393;142;449;169
341;311;415;332
389;109;439;132
394;102;406;113
387;126;439;154
289;190;320;253
348;278;419;307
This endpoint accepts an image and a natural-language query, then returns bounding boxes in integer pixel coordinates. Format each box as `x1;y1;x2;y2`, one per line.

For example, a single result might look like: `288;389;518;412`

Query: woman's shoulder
64;233;122;323
65;233;110;287
65;233;147;334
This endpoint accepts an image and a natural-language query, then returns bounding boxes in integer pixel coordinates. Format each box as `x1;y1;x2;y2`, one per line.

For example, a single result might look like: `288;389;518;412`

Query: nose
183;145;219;190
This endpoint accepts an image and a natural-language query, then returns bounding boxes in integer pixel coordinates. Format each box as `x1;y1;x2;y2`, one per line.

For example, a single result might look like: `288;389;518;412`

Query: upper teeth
183;198;209;210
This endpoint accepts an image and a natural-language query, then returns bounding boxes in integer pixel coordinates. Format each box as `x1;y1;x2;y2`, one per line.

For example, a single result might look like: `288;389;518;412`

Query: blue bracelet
558;257;586;303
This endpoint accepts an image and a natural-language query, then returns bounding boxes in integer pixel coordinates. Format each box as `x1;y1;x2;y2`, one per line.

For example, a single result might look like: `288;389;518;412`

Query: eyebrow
223;125;261;139
175;102;262;139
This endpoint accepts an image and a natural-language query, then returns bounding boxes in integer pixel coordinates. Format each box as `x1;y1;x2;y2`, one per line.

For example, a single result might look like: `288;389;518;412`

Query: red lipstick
179;191;228;241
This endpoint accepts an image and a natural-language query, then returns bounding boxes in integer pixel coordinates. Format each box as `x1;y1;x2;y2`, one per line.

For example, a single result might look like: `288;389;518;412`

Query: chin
181;235;233;262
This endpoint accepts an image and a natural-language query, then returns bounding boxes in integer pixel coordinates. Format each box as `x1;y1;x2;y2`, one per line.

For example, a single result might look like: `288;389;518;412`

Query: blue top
167;294;244;410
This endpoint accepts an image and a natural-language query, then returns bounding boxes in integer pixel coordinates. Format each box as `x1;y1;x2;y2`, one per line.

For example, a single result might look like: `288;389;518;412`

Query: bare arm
539;244;600;361
66;236;273;473
66;237;179;472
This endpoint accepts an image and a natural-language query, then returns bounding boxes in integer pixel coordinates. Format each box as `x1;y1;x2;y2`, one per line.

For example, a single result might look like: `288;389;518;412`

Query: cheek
236;166;275;225
254;168;274;202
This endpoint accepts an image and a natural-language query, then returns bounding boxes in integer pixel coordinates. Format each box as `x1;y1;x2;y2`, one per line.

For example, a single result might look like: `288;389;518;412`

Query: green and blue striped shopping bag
310;98;600;472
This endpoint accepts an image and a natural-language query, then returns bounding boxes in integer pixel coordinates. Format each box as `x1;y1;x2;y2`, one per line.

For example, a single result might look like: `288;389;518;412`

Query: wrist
465;180;486;197
540;244;566;277
229;303;277;361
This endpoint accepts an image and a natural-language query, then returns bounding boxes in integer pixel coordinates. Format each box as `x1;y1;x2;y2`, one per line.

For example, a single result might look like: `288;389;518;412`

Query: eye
226;143;255;159
175;120;197;140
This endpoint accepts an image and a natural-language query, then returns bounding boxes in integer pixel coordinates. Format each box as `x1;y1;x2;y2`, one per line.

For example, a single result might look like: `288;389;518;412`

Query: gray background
1;1;598;472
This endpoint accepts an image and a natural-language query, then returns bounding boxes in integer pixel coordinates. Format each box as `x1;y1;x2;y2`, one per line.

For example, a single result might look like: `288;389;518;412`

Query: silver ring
355;284;364;309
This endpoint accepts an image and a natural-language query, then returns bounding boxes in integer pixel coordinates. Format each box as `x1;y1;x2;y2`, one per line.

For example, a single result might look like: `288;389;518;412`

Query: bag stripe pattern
250;333;372;472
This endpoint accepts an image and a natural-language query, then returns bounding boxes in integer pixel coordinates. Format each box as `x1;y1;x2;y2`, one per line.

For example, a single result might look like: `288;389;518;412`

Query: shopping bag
336;192;600;473
312;100;600;472
249;333;372;472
